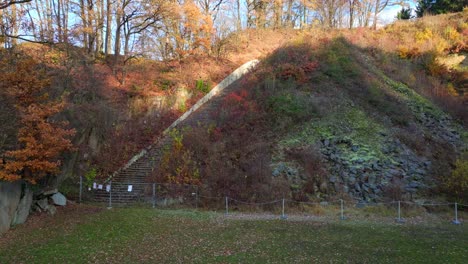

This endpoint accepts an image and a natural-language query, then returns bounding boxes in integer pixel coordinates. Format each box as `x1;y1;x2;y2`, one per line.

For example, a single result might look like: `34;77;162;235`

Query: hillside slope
147;13;467;203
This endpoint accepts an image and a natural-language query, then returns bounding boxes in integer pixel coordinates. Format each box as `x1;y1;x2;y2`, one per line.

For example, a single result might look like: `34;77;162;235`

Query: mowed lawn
0;205;467;263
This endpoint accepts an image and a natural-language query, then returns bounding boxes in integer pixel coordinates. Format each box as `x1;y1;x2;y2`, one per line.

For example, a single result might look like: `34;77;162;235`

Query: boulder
36;198;49;210
51;192;67;206
12;186;33;225
0;181;22;234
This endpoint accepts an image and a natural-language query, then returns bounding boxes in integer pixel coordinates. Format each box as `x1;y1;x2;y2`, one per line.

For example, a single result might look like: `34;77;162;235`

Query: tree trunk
236;0;241;30
45;0;53;40
372;0;381;30
114;0;122;56
274;0;282;29
34;0;45;41
104;0;112;55
349;0;355;29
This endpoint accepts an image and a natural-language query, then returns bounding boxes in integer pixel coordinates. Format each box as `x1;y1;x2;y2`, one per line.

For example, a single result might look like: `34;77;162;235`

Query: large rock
12;186;33;225
51;192;67;206
0;181;22;234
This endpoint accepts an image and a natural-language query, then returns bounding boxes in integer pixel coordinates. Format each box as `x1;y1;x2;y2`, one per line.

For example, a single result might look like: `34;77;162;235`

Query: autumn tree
0;59;75;184
313;0;347;28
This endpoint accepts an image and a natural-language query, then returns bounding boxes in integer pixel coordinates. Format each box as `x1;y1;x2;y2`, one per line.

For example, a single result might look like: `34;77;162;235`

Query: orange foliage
0;59;75;184
175;0;214;57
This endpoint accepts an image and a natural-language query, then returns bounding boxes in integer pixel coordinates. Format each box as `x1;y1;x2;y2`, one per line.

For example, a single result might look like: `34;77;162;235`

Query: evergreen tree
397;7;413;20
416;0;467;17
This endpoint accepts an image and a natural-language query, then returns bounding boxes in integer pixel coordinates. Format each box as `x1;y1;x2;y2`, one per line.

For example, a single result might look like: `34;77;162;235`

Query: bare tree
0;0;31;10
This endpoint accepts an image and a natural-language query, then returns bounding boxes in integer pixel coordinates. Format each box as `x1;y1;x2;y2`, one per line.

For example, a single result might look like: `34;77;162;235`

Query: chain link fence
71;178;467;225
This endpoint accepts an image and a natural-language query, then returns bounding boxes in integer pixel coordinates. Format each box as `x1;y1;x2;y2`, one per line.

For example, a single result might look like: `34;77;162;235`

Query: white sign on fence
128;185;133;192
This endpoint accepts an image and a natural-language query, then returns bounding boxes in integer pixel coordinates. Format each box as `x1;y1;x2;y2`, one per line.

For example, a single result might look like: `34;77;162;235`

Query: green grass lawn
0;206;467;263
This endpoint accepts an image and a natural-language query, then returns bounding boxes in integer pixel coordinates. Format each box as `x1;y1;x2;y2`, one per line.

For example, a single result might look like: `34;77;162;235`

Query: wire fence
74;178;467;225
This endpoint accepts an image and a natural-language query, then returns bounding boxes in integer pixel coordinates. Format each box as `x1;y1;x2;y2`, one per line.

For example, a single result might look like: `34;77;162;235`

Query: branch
0;0;32;10
2;33;53;44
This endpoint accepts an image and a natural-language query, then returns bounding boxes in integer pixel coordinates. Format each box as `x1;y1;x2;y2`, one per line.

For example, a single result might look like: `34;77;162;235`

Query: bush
419;52;448;77
195;79;210;94
443;155;468;203
267;93;311;122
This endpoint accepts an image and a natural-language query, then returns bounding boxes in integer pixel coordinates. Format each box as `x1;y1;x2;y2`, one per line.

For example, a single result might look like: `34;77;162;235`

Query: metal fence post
152;183;156;209
398;201;400;221
196;186;199;210
453;202;461;225
108;181;112;209
281;198;287;219
396;201;404;223
79;175;83;203
340;199;345;220
225;196;229;215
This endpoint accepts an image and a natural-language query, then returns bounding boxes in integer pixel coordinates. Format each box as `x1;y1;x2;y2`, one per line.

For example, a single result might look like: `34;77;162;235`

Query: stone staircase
92;60;259;204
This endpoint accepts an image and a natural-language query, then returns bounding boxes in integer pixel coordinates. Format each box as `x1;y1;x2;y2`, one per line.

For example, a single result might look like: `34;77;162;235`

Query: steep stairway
92;60;259;204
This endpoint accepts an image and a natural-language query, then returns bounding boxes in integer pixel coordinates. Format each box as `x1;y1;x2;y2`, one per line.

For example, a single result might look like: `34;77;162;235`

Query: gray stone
351;145;359;152
0;181;22;234
37;199;49;210
12;186;33;225
323;139;330;146
42;188;58;196
334;182;341;192
51;192;67;206
354;183;361;192
272;167;281;177
343;185;349;193
362;183;370;193
330;176;337;183
47;205;57;215
31;203;42;213
368;175;376;185
415;169;425;175
355;202;366;208
408;181;420;188
387;169;400;177
355;158;364;164
379;132;388;137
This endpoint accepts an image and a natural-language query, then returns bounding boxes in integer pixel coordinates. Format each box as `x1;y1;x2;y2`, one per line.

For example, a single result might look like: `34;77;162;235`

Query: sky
380;1;418;25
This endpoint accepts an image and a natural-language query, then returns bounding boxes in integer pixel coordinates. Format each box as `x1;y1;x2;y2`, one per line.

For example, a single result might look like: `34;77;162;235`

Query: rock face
274;110;465;202
12;186;33;225
0;181;23;234
318;136;431;201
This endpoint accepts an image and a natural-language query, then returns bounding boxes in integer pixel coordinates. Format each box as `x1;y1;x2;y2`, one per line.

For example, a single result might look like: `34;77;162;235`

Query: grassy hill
1;12;467;203
155;12;468;203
